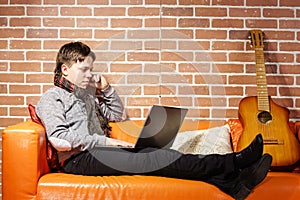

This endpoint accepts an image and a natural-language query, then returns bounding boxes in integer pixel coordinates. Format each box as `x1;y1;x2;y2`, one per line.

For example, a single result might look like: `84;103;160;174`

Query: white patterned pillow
171;124;233;155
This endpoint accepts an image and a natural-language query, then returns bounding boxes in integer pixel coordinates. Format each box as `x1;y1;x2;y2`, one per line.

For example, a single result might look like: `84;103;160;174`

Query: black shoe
233;153;272;200
235;134;263;169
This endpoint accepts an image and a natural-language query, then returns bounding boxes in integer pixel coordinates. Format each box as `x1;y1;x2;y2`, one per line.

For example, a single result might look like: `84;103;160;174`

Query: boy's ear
61;64;69;76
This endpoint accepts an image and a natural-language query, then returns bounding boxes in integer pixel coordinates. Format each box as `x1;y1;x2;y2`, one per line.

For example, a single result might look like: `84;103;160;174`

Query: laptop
133;105;188;149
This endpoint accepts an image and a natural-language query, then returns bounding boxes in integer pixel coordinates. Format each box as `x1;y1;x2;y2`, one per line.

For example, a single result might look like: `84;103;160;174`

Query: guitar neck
255;48;270;112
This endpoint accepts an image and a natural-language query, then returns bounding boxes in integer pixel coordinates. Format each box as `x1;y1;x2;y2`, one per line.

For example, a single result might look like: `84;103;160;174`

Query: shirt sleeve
36;89;107;151
98;85;127;122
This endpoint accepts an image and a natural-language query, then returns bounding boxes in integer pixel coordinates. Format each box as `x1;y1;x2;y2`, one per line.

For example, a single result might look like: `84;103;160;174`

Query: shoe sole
235;154;272;200
246;153;272;189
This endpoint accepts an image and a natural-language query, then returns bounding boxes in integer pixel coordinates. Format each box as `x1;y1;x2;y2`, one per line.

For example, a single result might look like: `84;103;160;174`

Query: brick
10;62;41;72
195;7;227;17
213;64;244;73
229;75;256;84
179;41;210;50
78;0;108;4
0;17;7;26
0;107;7;115
26;73;53;83
42;62;56;72
179;18;210;28
77;18;107;27
264;31;295;40
280;42;300;51
196;97;226;107
144;85;176;95
128;7;160;16
111;0;143;5
161;97;193;106
262;42;278;51
0;62;8;71
229;30;250;40
195;52;226;62
162;74;192;84
280;0;300;6
26;51;56;61
128;97;159;106
145;40;177;50
196;30;227;39
128;52;159;61
246;19;277;28
61;7;92;16
43;40;71;49
212;86;243;96
145;18;176;27
179;0;209;5
178;63;210;73
279;88;300;97
10;85;41;94
128;30;160;39
280;65;300;74
263;8;294;18
212;19;243;28
111;18;142;28
0;40;7;49
93;52;125;62
265;53;294;63
10;17;41;27
0;118;24;127
229;8;260;17
110;64;142;73
0;84;7;93
60;29;92;38
27;29;58;38
0;28;24;38
110;41;143;50
162;29;193;39
280;20;300;29
179;85;209;95
0;96;24;105
212;0;243;6
94;7;126;16
161;52;193;61
43;18;74;27
162;7;193;16
267;75;294;85
127;75;159;84
44;0;75;5
246;0;277;6
195;74;226;85
10;40;41;49
95;30;125;39
212;41;244;51
0;51;24;60
0;6;24;16
11;0;41;4
9;107;28;116
229;52;254;62
27;6;58;16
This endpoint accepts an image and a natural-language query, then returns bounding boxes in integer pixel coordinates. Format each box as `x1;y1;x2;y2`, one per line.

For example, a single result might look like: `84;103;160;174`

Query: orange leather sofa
3;119;300;200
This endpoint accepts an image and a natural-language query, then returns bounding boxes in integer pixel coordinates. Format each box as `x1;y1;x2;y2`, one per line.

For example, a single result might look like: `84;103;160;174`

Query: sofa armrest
2;120;50;200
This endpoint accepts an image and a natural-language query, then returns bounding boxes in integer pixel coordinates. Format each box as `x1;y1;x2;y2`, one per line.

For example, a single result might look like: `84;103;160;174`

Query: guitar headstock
249;30;264;49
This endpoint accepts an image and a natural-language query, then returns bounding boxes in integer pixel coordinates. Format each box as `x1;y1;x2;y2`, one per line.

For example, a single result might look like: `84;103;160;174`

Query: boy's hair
54;41;95;75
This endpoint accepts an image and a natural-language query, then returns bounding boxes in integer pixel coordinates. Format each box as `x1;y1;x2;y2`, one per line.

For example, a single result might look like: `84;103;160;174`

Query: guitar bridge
263;139;284;145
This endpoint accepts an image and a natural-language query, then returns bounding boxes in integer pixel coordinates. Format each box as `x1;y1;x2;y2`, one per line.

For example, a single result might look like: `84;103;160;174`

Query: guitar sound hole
257;111;272;124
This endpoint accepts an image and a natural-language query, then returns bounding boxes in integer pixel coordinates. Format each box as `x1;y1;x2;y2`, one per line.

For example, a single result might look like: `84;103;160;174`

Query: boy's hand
90;74;109;90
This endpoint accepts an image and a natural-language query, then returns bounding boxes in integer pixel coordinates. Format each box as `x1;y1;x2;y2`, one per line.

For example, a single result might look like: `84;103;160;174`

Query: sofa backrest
2;121;50;200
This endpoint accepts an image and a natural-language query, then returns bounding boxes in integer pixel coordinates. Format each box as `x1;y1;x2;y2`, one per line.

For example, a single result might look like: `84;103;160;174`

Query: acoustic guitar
236;30;300;168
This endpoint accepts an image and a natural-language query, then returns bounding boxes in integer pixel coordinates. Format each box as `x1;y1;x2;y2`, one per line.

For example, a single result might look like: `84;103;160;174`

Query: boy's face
62;56;94;88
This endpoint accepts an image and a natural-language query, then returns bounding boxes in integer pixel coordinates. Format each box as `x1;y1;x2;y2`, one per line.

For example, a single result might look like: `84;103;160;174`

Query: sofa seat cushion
37;173;232;200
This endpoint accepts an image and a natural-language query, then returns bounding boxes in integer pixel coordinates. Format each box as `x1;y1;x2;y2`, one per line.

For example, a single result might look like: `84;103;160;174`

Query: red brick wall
1;0;300;198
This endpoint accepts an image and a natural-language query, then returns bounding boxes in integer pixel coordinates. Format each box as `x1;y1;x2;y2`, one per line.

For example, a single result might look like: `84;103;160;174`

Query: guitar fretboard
255;48;270;112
